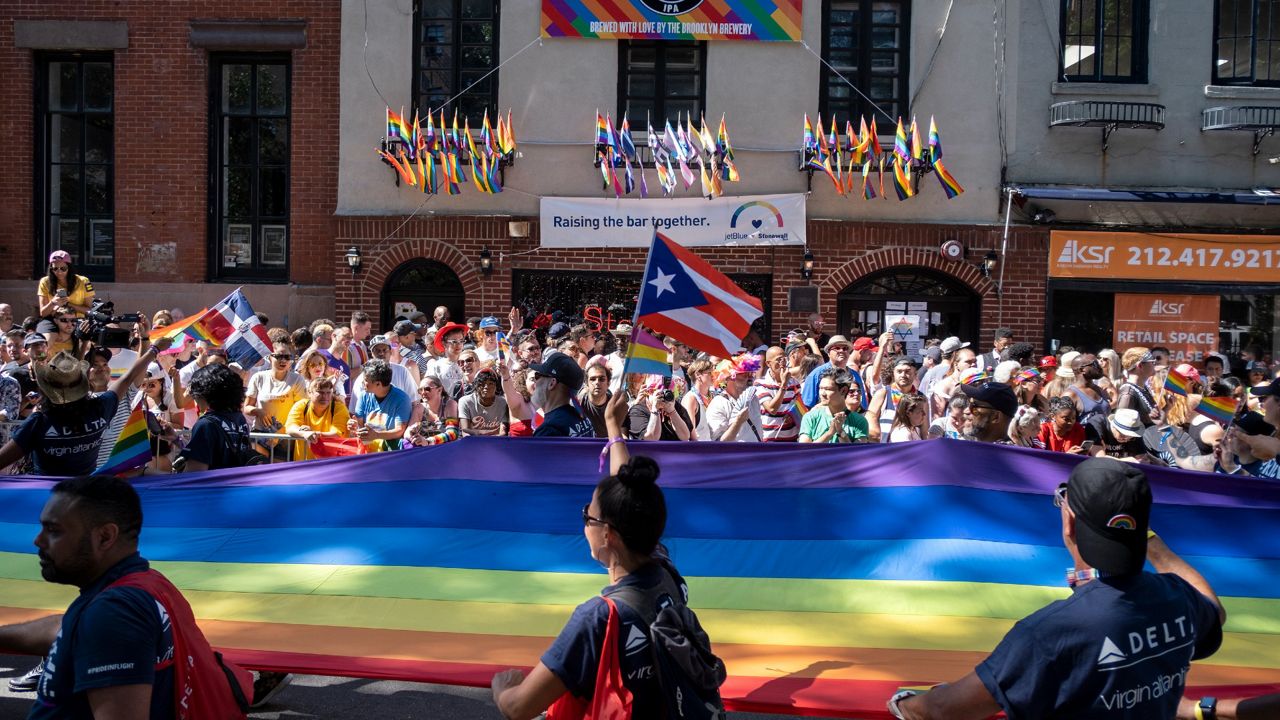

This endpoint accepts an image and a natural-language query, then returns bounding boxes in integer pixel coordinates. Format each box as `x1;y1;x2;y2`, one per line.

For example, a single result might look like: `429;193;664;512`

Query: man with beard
0;476;264;716
959;381;1019;444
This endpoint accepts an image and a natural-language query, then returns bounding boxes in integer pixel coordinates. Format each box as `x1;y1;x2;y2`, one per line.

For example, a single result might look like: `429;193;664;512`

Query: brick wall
0;1;339;286
335;216;1051;352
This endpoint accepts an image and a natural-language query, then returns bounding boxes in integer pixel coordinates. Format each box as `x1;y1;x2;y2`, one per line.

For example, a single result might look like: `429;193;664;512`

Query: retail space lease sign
1113;294;1220;364
1049;230;1280;282
541;0;801;41
540;193;805;247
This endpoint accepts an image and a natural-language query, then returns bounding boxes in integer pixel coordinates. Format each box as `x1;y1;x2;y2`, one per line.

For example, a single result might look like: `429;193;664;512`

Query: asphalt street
0;655;819;719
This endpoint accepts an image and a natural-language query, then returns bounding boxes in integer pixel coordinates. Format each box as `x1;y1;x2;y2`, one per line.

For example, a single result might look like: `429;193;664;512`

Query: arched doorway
381;259;465;328
836;267;980;343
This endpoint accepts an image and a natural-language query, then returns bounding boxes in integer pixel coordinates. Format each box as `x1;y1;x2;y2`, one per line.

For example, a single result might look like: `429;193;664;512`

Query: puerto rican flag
193;289;273;368
635;232;763;358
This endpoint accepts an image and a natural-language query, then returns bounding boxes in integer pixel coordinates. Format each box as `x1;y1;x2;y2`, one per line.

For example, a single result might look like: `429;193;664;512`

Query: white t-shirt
705;391;763;442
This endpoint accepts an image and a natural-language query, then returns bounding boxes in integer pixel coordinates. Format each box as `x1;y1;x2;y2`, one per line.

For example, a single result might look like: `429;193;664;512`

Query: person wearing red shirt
1037;396;1088;454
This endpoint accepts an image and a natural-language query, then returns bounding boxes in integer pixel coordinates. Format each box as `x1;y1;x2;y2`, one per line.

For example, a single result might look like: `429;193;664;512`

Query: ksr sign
1050;231;1280;283
1113;294;1220;365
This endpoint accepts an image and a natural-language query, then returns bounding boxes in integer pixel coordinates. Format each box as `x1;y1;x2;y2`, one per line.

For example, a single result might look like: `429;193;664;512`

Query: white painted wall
337;0;1006;223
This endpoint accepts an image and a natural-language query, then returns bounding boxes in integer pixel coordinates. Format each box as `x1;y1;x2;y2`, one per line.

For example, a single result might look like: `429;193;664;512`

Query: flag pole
621;231;661;381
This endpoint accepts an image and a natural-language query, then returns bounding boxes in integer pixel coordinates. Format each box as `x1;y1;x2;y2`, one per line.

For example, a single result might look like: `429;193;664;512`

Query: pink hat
1174;363;1201;385
48;250;72;264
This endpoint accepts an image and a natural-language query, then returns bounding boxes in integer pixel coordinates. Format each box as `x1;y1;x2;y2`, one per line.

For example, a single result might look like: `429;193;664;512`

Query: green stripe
1;553;1274;635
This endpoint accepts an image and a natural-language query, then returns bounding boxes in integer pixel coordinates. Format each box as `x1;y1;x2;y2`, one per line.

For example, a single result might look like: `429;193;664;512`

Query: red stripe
642;314;736;357
658;234;762;310
211;648;1280;720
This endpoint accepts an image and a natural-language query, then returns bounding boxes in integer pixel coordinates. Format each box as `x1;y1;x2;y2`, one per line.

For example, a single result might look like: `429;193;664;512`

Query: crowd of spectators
0;251;1277;480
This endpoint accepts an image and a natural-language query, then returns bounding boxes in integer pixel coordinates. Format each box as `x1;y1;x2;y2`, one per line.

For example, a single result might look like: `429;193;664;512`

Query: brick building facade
0;1;340;324
334;216;1049;347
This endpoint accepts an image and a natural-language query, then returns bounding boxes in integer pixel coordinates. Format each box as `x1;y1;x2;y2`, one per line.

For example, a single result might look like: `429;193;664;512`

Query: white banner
539;193;806;247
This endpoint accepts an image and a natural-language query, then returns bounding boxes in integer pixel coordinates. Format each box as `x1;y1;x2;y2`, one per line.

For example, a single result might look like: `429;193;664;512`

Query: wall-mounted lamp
981;250;999;278
801;249;814;280
345;246;362;274
479;247;493;275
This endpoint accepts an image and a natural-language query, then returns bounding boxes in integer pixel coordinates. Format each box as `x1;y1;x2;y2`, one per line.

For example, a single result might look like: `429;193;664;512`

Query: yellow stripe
1;578;1275;670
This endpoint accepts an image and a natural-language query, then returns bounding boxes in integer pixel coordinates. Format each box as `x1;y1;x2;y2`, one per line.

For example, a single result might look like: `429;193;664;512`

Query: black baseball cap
1250;378;1280;398
959;381;1018;418
528;351;584;393
393;320;422;336
1066;458;1152;576
1235;411;1277;437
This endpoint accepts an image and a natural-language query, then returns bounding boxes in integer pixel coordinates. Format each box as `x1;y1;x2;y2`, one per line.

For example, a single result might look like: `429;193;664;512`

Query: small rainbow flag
933;160;965;199
892;157;914;200
861;160;877;200
1197;396;1238;425
803;113;816;151
928;115;944;163
495;331;511;363
1164;368;1191;397
595;109;609;146
909;115;923;161
893;116;909;164
622;326;670;378
867;116;882;157
148;311;207;344
93;394;153;476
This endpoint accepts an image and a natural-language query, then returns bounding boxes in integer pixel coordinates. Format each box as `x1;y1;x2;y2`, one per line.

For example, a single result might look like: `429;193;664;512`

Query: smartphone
55;289;68;299
1079;440;1095;452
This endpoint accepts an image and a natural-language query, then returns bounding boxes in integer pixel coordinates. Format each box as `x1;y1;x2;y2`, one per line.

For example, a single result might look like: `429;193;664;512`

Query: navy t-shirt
30;554;174;720
534;404;595;438
541;563;678;716
12;392;120;476
975;572;1222;720
178;411;252;469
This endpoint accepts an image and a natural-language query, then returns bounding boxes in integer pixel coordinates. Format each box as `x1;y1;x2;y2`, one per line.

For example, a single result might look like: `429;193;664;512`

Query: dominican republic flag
635;232;763;358
192;289;273;368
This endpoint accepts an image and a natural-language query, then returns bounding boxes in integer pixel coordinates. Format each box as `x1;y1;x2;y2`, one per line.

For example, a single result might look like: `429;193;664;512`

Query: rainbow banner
542;0;802;41
1;439;1277;718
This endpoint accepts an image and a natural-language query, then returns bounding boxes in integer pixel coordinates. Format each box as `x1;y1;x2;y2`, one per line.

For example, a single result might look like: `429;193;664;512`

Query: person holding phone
36;250;95;319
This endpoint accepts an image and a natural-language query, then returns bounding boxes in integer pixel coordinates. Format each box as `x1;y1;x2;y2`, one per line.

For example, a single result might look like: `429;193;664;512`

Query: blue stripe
0;482;1274;560
0;523;1274;597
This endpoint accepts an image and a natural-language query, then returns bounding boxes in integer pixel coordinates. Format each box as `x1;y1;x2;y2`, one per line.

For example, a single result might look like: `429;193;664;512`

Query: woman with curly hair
177;363;253;472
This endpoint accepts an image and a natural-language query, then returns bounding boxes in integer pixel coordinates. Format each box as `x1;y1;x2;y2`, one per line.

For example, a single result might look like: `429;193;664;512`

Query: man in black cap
528;351;593;437
887;458;1224;720
959;381;1019;444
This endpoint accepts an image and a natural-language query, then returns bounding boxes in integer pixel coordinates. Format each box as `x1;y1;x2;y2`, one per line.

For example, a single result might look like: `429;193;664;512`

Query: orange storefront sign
1113;294;1220;364
1050;231;1280;282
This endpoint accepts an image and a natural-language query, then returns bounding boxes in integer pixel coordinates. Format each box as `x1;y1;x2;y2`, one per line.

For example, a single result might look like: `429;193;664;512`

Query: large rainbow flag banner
0;439;1276;718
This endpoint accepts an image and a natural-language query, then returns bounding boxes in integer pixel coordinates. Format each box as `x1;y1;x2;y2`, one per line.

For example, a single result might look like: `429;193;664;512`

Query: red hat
852;337;877;352
1038;355;1059;368
1173;363;1202;385
433;322;470;353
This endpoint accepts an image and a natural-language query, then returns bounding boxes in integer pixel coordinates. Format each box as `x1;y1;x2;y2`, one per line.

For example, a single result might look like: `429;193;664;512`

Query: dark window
1060;0;1148;82
617;41;707;125
36;54;114;281
209;55;290;281
414;0;500;126
820;0;909;128
1215;0;1280;86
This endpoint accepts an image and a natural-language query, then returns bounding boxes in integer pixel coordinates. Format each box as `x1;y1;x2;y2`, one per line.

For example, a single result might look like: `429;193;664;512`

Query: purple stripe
3;438;1276;510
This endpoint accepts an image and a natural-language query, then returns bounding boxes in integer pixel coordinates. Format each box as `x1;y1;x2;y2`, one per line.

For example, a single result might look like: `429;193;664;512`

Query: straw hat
34;351;90;405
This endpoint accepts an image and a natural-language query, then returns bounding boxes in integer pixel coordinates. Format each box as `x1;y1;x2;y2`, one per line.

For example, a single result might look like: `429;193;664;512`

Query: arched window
381;259;465;329
837;267;979;342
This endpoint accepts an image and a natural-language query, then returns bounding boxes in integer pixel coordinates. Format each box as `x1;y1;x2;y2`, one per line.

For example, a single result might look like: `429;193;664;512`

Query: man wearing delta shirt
888;458;1224;720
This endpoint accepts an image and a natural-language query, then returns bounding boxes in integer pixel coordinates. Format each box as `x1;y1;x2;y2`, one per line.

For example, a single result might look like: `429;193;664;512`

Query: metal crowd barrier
0;421;304;474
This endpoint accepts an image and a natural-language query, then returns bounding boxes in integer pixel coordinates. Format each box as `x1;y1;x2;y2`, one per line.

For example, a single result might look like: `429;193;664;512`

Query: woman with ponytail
491;391;720;719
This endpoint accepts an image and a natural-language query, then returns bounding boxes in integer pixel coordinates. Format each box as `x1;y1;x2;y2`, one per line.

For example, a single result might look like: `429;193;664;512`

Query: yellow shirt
286;397;351;460
38;275;95;317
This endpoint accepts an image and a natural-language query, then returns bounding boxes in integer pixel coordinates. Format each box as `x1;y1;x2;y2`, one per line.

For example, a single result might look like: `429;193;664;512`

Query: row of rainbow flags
803;113;964;201
379;107;517;195
594;111;740;200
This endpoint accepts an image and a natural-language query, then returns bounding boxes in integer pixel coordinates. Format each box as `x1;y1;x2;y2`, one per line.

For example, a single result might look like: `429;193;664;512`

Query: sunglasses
51;265;69;272
55;318;74;324
582;503;610;528
444;340;465;347
1053;483;1068;508
419;385;441;393
459;358;476;365
272;354;292;361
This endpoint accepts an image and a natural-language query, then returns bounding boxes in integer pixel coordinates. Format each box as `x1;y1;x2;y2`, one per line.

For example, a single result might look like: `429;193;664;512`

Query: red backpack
107;570;253;720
